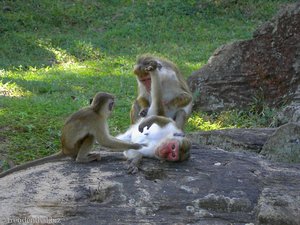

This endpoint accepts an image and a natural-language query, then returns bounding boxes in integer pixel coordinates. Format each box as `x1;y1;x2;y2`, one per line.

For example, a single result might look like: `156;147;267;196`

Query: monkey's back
61;108;99;156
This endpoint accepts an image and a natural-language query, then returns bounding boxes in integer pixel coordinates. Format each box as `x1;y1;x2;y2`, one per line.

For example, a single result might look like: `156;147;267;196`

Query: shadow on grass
0;33;57;70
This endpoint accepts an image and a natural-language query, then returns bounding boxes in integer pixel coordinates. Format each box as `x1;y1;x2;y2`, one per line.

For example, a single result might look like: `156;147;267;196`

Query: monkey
0;92;143;178
130;54;193;130
117;60;191;173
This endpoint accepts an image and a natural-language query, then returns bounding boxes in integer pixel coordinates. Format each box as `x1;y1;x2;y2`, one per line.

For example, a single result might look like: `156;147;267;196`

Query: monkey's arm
97;131;142;151
147;65;165;117
138;115;173;133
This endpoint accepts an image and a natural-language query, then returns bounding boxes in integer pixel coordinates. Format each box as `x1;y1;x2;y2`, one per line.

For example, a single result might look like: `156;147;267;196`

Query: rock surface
276;85;300;124
188;2;300;112
261;123;300;163
0;145;300;225
187;128;276;153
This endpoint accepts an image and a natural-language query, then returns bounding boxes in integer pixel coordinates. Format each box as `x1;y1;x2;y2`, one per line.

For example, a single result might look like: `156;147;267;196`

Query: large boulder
261;122;300;163
277;104;300;124
0;145;300;225
188;3;300;113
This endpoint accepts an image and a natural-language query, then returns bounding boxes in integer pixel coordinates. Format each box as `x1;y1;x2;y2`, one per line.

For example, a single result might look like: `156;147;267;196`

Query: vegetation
0;0;295;164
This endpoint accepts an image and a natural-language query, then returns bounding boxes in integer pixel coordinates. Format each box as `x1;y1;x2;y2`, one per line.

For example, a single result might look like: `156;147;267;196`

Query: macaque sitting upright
130;54;193;130
0;92;143;178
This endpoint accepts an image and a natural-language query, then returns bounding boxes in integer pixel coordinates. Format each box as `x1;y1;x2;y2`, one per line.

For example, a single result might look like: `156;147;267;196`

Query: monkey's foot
126;156;143;174
76;153;101;163
123;150;143;174
126;161;139;174
88;153;101;161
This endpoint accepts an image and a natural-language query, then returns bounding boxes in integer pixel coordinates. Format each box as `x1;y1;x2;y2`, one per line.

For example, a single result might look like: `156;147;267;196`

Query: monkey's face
108;99;114;111
134;65;151;93
100;98;114;117
139;74;151;93
155;138;190;162
106;98;114;115
134;58;162;93
91;92;115;114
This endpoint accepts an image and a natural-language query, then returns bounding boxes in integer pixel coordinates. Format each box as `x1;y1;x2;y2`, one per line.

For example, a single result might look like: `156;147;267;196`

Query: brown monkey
130;54;193;129
0;92;142;178
117;60;191;173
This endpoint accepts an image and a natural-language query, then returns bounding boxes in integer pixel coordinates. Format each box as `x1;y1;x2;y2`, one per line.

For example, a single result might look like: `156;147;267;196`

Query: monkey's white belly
117;122;176;144
118;121;180;159
131;123;176;144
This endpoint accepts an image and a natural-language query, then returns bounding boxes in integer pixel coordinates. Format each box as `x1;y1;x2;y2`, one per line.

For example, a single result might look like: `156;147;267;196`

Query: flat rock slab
188;128;276;153
0;145;300;225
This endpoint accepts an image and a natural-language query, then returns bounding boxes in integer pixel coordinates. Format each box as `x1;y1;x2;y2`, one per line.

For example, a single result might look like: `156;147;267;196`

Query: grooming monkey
0;92;142;178
130;54;193;129
117;60;191;173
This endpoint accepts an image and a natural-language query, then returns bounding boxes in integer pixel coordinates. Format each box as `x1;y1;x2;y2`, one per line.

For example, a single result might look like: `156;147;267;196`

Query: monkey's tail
0;152;65;178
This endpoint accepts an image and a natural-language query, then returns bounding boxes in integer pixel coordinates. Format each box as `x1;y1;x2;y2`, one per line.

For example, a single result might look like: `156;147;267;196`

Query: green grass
0;0;296;164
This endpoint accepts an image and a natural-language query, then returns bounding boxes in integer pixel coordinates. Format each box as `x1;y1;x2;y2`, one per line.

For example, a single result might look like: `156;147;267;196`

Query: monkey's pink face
155;139;181;161
139;74;151;93
134;65;152;93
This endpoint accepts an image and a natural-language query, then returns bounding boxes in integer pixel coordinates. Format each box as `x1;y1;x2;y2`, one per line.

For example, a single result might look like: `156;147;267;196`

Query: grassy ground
0;0;296;165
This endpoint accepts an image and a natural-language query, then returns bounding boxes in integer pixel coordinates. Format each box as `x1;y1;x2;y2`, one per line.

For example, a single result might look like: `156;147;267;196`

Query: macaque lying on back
117;59;191;173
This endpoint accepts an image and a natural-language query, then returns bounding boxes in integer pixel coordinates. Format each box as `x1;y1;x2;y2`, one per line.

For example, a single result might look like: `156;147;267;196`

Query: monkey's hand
138;119;155;133
139;107;149;117
143;60;162;72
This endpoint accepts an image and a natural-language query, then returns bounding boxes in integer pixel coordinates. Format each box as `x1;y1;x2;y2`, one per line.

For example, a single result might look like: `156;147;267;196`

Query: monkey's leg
87;152;101;161
130;100;141;124
76;135;100;163
174;109;187;130
130;98;150;123
167;93;193;108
